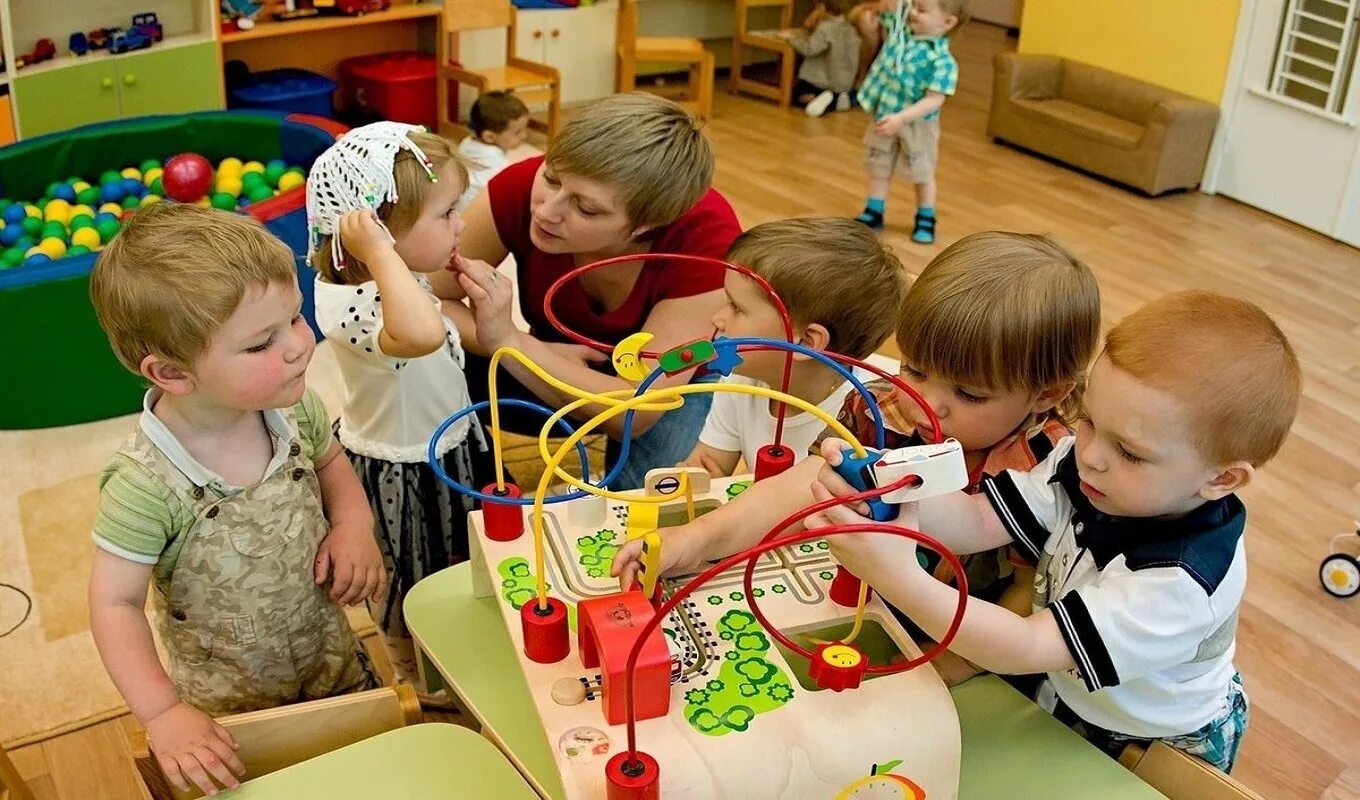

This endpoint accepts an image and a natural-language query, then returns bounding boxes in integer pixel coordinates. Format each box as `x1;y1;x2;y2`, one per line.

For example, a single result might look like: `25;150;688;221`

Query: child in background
854;0;969;243
684;217;906;476
614;233;1101;675
777;0;864;117
88;204;383;796
308;122;496;700
456;90;531;212
812;291;1301;772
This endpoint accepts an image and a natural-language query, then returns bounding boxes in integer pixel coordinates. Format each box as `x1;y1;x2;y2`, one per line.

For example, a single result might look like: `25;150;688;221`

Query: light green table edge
407;563;1166;800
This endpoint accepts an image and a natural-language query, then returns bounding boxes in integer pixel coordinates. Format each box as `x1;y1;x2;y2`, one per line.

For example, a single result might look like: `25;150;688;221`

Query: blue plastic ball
0;225;19;247
52;184;77;203
22;252;52;267
100;182;127;203
14;236;35;251
2;205;25;225
93;211;119;227
121;177;144;198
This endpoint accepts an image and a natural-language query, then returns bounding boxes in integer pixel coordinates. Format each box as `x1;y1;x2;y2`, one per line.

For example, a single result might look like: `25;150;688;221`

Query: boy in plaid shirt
853;0;968;243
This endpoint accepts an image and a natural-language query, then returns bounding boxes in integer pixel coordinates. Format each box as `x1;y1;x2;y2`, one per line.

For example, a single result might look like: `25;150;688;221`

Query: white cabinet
515;2;618;105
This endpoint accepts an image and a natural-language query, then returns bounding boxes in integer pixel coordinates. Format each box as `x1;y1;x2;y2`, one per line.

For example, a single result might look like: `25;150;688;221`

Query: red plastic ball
162;153;214;203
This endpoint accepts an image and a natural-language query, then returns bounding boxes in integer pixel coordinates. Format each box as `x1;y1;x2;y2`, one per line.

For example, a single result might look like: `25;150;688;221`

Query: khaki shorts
864;117;940;184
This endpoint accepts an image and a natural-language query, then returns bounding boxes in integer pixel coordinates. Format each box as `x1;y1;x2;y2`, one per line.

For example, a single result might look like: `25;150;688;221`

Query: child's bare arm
339;210;447;358
680;442;741;479
313;442;386;605
89;550;245;794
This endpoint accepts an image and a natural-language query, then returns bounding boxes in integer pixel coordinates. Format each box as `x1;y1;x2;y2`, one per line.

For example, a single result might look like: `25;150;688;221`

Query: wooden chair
130;684;421;800
731;0;797;108
0;746;36;800
438;0;561;140
1119;742;1266;800
617;0;715;120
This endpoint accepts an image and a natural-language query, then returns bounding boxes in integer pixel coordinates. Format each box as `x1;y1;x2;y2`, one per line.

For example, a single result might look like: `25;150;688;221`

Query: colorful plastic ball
76;187;100;207
119;209;137;223
21;217;43;237
2;205;25;225
22;252;52;267
71;227;101;250
100;170;123;186
41;220;66;238
70;204;95;220
0;199;11;212
122;177;145;198
0;225;20;247
121;167;142;181
216;175;243;197
263;162;287;188
217;157;243;177
246;184;274;203
99;203;123;216
69;214;94;230
36;198;49;211
1;247;23;267
72;180;91;193
241;170;266;189
24;204;42;219
121;195;141;210
14;236;35;252
277;171;305;192
210;192;236;211
140;194;162;207
149;177;164;196
67;244;92;257
96;218;121;243
143;167;163;186
44;182;61;199
163;153;214;203
100;182;127;203
140;158;162;174
236;195;251;208
52;184;77;203
241;160;265;175
43;200;71;225
36;237;67;259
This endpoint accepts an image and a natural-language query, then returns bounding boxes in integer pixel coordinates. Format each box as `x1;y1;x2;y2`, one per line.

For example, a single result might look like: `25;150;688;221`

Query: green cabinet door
117;42;223;118
14;60;121;138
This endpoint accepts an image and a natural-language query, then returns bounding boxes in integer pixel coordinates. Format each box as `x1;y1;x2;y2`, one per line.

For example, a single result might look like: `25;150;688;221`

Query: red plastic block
829;564;873;607
606;751;660;800
808;642;868;692
578;592;672;725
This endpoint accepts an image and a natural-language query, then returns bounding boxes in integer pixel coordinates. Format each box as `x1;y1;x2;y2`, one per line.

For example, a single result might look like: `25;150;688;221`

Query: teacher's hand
453;256;518;352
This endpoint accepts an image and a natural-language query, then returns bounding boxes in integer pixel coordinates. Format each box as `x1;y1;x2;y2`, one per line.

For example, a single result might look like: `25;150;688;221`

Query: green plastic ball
210;192;237;211
263;162;287;188
67;244;92;257
149;177;164;196
246;184;274;203
0;199;11;212
45;182;62;199
241;171;267;189
14;236;35;251
121;195;140;210
36;198;49;211
1;247;23;267
77;186;102;206
41;221;66;239
20;217;42;237
139;159;162;174
96;218;121;244
69;214;94;230
100;170;122;186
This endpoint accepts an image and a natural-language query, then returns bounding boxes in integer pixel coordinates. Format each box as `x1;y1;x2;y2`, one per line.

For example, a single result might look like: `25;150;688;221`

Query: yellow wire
682;472;695;523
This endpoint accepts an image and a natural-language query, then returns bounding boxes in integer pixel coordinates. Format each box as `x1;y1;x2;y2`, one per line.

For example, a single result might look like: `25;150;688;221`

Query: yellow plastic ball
25;245;41;258
71;227;102;250
140;194;162;207
218;157;243;177
121;167;142;180
216;175;243;197
43;200;71;225
99;202;123;216
24;204;42;219
194;196;212;207
241;160;265;175
276;172;305;192
70;204;95;221
72;180;91;193
143;167;163;186
38;237;67;259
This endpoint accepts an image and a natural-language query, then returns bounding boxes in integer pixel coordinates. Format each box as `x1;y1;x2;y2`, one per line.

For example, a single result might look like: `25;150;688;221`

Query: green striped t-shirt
92;387;334;589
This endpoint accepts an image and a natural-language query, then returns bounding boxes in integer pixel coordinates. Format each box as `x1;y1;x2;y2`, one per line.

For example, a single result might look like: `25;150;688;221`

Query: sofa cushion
1011;97;1144;150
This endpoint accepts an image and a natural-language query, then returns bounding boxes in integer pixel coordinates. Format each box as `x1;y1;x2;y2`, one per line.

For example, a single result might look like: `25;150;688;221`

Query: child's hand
315;522;388;605
812;438;872;517
873;110;911;137
338;209;396;267
544;341;610;369
452;255;519;352
145;702;245;796
808;479;921;580
610;529;704;591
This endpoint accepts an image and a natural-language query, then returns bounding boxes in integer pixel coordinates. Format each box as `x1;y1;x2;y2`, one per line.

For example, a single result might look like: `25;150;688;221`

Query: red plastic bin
338;51;455;131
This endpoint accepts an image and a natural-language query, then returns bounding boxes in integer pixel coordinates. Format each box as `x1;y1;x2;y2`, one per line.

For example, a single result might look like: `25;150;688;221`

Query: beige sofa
988;52;1219;196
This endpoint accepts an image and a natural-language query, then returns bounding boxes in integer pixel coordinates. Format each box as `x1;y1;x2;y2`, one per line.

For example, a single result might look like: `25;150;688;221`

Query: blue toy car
131;12;163;42
108;29;151;55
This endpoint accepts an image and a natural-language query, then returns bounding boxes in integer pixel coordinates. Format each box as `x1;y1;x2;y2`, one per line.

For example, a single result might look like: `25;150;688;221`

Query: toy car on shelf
1320;521;1360;598
69;32;89;56
131;12;164;42
16;38;56;69
87;27;121;51
108;29;152;55
312;0;390;15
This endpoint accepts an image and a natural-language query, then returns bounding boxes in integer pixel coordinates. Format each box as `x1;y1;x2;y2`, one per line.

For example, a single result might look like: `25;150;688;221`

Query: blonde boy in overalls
87;204;385;796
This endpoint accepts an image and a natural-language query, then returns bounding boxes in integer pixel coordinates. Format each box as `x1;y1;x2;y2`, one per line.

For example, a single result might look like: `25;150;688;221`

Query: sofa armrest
994;52;1062;101
1140;98;1220;193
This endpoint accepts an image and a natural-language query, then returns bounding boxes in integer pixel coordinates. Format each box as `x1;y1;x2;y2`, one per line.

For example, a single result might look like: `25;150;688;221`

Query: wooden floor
10;22;1360;800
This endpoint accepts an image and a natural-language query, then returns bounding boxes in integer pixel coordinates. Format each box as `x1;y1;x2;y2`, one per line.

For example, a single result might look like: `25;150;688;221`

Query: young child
684;217;906;477
307;122;496;697
853;0;969;243
456;90;530;212
87;203;384;796
614;232;1100;629
811;290;1302;772
776;0;864;117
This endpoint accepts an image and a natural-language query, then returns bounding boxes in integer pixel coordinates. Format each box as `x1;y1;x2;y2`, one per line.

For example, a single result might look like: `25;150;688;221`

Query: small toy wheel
1320;554;1360;598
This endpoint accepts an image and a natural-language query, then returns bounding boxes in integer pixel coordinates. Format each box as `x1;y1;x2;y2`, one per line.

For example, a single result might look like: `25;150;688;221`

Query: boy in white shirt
684;217;906;477
456;90;530;212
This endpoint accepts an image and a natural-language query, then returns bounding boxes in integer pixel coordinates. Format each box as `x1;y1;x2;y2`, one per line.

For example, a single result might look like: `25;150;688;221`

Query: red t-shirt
486;156;741;345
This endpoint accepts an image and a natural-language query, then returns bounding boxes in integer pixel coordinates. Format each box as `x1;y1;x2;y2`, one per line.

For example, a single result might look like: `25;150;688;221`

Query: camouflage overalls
126;407;377;717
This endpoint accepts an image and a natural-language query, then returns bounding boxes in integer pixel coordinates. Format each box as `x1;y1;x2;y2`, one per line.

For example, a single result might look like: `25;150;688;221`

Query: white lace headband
305;121;438;268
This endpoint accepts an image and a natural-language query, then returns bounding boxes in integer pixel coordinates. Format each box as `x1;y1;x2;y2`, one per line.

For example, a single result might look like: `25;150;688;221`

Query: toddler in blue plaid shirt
853;0;968;243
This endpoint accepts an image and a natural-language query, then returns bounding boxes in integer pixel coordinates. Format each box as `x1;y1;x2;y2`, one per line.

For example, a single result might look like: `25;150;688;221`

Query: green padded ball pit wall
0;111;342;430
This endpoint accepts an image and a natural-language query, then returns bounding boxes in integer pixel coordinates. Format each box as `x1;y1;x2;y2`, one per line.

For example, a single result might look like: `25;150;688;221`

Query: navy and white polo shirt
980;437;1246;738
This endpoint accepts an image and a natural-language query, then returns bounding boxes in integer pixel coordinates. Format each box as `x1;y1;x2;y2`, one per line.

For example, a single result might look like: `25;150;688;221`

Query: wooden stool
731;0;797;108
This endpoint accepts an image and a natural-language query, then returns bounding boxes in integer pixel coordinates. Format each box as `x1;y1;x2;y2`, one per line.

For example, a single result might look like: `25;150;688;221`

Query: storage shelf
13;32;215;79
220;3;440;45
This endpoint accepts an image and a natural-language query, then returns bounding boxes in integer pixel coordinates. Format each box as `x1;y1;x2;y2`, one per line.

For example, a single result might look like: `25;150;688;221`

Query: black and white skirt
343;423;496;635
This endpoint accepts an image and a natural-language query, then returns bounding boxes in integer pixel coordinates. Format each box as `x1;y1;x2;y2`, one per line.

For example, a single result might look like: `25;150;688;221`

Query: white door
544;1;618;105
1210;0;1360;247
